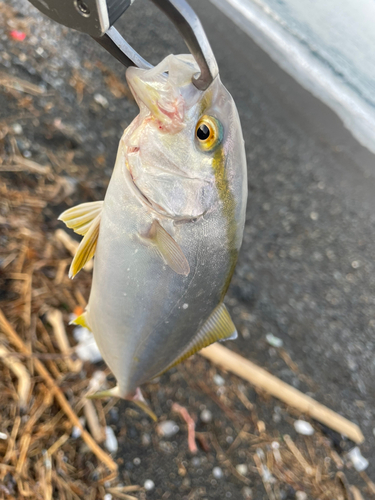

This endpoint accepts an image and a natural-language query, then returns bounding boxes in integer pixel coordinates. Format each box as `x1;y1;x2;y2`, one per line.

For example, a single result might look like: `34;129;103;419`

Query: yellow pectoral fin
69;213;101;278
140;220;190;276
59;201;103;235
158;303;237;374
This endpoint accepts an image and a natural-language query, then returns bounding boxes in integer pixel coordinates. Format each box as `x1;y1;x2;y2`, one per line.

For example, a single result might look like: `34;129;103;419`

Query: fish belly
86;157;231;397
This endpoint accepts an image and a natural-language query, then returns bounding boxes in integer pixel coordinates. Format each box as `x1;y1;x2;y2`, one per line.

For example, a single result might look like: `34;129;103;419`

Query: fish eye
195;115;223;152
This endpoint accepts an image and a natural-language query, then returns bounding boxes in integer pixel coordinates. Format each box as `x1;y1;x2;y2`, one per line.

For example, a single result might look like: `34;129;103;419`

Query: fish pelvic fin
140;220;190;276
68;213;101;279
58;201;104;235
159;303;237;374
69;311;91;331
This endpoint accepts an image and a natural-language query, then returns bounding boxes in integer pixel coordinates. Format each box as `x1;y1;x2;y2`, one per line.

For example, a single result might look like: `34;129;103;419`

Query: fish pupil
197;124;210;141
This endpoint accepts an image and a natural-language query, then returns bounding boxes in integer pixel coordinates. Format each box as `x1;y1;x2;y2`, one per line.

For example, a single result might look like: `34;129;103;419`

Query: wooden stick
200;343;364;444
46;309;82;373
0;344;31;408
0;309;117;473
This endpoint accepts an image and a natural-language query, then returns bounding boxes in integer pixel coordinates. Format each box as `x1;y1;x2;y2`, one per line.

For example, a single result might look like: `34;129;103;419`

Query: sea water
211;0;375;154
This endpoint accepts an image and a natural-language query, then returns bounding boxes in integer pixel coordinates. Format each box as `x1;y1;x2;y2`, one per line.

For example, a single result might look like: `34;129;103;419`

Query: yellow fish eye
195;115;223;151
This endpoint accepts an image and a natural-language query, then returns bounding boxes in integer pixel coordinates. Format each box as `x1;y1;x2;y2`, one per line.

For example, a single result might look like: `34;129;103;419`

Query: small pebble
191;456;201;467
0;432;7;440
133;457;141;466
11;123;22;135
212;466;223;479
294;420;314;436
94;93;109;108
347;447;369;471
156;420;179;438
236;464;248;476
23;150;31;158
144;479;155;491
103;494;112;500
265;333;283;348
104;426;118;454
242;486;252;499
295;492;307;500
213;374;225;386
141;433;151;446
351;260;360;269
200;409;212;423
310;211;319;220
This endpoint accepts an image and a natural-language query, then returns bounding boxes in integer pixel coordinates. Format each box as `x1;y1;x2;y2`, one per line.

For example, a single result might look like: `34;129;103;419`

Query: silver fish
60;54;247;400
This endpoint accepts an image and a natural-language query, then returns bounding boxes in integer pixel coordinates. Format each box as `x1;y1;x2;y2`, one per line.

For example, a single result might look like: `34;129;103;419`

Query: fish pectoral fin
140;220;190;276
59;201;104;235
69;213;101;278
161;303;237;372
69;312;91;331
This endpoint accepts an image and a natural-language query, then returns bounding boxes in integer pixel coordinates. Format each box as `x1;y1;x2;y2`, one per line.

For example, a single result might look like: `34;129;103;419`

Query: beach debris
0;344;31;409
213;374;225;386
265;333;283;348
0;432;7;440
294;420;315;436
9;30;26;41
200;343;364;443
172;403;197;454
46;308;82;372
347;447;369;472
156;420;180;438
236;464;248;476
144;479;155;491
200;408;213;423
74;326;103;363
104;426;118;454
212;466;224;479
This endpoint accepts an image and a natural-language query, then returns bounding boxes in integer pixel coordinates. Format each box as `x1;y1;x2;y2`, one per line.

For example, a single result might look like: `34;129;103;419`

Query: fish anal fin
69;312;91;331
69;213;101;278
59;201;103;235
161;303;237;373
140;220;190;276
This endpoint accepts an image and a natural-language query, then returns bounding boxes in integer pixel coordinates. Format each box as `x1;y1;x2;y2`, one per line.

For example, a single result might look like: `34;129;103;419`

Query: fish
59;54;247;402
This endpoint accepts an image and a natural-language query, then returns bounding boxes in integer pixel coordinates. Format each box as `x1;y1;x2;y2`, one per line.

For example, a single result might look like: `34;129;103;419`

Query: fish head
123;54;247;222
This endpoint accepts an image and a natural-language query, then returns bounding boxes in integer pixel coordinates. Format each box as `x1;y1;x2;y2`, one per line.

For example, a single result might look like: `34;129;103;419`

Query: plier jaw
27;0;218;91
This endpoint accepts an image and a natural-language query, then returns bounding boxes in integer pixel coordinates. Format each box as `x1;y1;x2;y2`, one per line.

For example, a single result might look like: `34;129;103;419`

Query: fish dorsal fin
159;303;237;374
141;220;190;276
69;312;91;331
59;201;103;235
69;213;101;278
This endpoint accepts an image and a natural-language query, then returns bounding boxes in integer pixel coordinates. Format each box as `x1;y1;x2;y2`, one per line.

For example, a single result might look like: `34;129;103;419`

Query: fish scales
60;54;247;400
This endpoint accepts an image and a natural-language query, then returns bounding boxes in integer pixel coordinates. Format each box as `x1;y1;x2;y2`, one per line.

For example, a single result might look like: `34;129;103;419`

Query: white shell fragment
200;409;213;423
156;420;179;438
294;420;315;436
74;326;103;363
236;464;248;476
144;479;155;491
104;426;118;453
0;432;7;440
347;447;369;472
212;467;223;479
265;333;283;348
